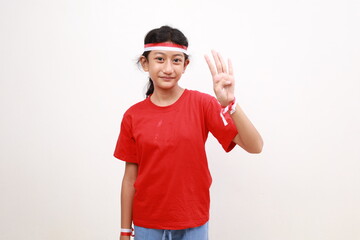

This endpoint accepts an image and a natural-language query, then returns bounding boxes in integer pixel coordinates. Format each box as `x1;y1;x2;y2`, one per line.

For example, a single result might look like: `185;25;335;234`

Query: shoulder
124;98;148;114
185;90;219;111
186;89;216;104
120;98;149;123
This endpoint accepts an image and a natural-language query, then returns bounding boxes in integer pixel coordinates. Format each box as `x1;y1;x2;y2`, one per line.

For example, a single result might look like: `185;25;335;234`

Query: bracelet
219;97;237;126
121;228;134;237
221;97;237;115
229;98;237;115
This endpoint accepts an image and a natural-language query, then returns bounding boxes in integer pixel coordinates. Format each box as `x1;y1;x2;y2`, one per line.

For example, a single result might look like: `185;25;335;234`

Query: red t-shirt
114;89;238;230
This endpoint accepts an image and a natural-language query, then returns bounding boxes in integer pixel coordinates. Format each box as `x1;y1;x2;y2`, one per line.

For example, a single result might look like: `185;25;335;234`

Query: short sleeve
114;112;138;163
205;97;238;152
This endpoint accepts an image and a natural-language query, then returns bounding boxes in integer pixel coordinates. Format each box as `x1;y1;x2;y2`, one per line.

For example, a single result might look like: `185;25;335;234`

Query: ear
140;56;149;72
183;59;190;73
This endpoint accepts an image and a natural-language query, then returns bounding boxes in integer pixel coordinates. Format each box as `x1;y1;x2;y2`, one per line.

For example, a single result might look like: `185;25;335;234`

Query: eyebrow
153;52;184;58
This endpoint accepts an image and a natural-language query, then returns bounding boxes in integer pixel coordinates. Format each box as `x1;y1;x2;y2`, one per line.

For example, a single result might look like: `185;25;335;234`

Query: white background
1;0;359;239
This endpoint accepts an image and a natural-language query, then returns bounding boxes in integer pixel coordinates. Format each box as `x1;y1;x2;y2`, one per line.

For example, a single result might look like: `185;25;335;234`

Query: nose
162;60;174;74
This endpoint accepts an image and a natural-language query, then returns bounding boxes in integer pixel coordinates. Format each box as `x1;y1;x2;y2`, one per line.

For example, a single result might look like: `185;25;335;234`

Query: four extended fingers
205;50;233;76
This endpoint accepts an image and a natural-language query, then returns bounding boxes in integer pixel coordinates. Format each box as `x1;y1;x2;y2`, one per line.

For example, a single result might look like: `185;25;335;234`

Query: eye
173;58;183;64
155;57;164;62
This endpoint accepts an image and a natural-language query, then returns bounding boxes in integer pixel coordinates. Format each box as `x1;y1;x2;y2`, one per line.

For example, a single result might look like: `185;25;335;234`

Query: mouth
160;76;175;80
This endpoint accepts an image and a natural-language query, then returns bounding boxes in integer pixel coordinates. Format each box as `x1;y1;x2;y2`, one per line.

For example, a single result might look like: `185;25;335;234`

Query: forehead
150;51;185;58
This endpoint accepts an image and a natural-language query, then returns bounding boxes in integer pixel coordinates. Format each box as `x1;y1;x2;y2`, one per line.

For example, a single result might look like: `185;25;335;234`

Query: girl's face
141;50;189;92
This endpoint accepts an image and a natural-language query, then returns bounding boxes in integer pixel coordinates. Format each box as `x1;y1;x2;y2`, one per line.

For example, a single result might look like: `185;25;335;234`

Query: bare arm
120;162;138;240
205;50;263;154
230;104;263;153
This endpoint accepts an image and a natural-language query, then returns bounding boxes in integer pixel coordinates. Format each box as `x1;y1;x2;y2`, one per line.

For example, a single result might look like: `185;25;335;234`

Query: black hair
140;26;189;97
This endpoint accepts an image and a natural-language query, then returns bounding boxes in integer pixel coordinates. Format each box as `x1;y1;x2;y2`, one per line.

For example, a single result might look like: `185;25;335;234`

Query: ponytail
146;78;154;97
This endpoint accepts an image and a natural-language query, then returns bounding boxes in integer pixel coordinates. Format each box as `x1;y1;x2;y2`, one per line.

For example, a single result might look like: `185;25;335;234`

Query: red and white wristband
220;97;237;126
121;228;134;237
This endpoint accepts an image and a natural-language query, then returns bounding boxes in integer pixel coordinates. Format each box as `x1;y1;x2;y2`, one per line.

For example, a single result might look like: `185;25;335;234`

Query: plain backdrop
1;0;359;239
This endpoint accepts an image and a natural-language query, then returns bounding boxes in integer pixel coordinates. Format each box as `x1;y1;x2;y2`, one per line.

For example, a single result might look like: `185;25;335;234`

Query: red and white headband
144;42;188;54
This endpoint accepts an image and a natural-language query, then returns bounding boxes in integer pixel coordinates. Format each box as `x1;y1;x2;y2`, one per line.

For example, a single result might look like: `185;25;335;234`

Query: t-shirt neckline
146;89;188;110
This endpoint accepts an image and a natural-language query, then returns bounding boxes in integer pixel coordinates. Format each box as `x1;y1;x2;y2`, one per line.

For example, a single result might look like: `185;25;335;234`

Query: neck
151;85;184;107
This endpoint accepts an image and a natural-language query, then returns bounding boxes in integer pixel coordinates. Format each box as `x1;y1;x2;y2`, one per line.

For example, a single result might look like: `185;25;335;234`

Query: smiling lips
160;76;175;80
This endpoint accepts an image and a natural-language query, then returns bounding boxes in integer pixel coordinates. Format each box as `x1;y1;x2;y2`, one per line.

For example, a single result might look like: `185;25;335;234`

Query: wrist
221;97;237;115
120;228;134;237
220;97;235;108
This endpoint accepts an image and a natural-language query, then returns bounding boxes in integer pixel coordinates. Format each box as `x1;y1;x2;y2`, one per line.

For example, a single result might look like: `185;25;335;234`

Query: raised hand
204;50;235;107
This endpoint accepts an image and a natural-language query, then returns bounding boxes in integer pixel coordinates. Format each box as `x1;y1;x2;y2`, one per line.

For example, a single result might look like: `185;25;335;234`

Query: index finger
228;58;234;76
204;54;216;77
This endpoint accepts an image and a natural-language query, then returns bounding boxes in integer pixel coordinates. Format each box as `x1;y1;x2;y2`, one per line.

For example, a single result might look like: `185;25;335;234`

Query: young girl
114;26;263;240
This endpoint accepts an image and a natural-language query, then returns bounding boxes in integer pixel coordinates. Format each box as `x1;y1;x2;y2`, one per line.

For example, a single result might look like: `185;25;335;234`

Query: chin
156;81;179;90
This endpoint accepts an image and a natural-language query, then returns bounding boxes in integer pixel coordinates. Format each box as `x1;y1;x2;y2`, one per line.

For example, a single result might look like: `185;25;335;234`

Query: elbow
246;140;263;154
234;134;264;154
248;147;262;154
